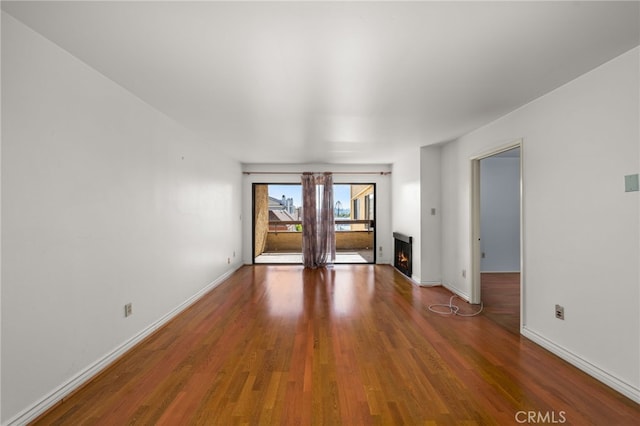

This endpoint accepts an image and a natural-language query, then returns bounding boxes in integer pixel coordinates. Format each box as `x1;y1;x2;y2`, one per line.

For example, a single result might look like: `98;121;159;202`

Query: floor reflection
262;265;376;318
264;266;304;317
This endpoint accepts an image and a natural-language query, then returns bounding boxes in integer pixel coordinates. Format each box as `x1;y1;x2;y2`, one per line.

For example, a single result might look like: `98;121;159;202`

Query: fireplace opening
393;232;412;278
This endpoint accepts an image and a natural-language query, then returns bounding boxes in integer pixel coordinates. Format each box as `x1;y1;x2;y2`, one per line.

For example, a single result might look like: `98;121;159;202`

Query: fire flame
398;251;408;266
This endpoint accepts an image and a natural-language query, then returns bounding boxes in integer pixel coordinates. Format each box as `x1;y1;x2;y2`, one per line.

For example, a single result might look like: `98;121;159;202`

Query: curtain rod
242;171;391;175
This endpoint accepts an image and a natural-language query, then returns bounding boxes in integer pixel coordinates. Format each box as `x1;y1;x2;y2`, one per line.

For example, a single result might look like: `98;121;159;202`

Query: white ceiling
2;1;639;165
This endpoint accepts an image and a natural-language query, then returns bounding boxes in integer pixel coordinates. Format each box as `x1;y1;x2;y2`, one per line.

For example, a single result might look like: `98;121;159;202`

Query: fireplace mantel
392;232;412;244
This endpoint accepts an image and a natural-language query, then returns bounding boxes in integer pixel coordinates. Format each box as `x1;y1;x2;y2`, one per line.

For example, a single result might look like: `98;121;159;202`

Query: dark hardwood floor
481;272;521;335
33;265;639;425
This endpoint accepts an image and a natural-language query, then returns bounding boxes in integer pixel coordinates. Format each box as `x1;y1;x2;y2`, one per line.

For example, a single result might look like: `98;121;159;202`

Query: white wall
480;155;520;272
1;14;243;423
440;47;639;401
420;145;442;284
241;163;392;265
391;150;421;282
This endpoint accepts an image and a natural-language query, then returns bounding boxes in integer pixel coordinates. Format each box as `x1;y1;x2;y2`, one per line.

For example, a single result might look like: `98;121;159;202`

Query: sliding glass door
253;183;375;264
334;184;375;263
253;184;302;264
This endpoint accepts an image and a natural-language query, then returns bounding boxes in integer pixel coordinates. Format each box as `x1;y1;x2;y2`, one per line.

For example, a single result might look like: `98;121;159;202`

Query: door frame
470;139;524;329
341;182;377;264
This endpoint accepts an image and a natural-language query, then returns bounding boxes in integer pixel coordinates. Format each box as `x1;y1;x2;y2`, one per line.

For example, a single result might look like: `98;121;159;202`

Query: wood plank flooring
33;265;639;425
481;272;521;335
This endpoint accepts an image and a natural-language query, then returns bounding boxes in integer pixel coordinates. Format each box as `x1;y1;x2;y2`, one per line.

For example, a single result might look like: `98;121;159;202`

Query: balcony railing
262;220;374;255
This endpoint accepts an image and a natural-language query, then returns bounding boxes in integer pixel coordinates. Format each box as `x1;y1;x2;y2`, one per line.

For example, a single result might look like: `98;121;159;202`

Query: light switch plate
625;174;639;192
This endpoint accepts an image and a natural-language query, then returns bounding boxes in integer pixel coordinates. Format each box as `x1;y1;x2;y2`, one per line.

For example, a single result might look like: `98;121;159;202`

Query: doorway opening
471;142;522;334
253;183;376;264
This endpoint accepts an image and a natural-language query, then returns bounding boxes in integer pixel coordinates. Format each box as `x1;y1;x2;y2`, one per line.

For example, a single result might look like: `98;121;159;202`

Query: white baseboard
441;282;472;302
522;327;640;404
419;280;441;287
5;265;243;426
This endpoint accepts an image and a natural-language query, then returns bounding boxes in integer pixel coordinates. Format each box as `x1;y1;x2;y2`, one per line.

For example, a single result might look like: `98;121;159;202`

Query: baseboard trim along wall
441;283;472;303
522;327;640;404
419;280;442;287
5;264;244;426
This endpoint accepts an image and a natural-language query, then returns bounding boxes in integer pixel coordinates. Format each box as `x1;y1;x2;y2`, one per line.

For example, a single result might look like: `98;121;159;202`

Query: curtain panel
301;172;335;268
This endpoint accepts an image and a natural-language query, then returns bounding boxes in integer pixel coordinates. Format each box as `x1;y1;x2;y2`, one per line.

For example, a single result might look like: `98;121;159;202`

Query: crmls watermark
515;411;567;424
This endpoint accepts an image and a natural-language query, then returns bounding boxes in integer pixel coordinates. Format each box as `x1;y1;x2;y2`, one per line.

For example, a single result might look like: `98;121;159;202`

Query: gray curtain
301;173;318;267
301;172;335;268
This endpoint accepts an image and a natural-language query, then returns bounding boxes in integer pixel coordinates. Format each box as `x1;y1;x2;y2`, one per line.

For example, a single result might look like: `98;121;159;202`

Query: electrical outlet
233;251;236;258
227;257;231;264
555;304;564;320
462;269;466;278
124;303;132;317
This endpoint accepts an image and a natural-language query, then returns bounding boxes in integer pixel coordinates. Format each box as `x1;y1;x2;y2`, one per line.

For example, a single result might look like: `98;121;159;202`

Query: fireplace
393;232;412;278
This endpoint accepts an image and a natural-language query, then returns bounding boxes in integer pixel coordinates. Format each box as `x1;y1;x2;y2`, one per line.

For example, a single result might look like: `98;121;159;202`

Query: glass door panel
254;184;302;264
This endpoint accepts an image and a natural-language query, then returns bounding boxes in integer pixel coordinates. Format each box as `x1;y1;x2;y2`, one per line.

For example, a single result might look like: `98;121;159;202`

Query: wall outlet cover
555;304;564;320
625;174;639;192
